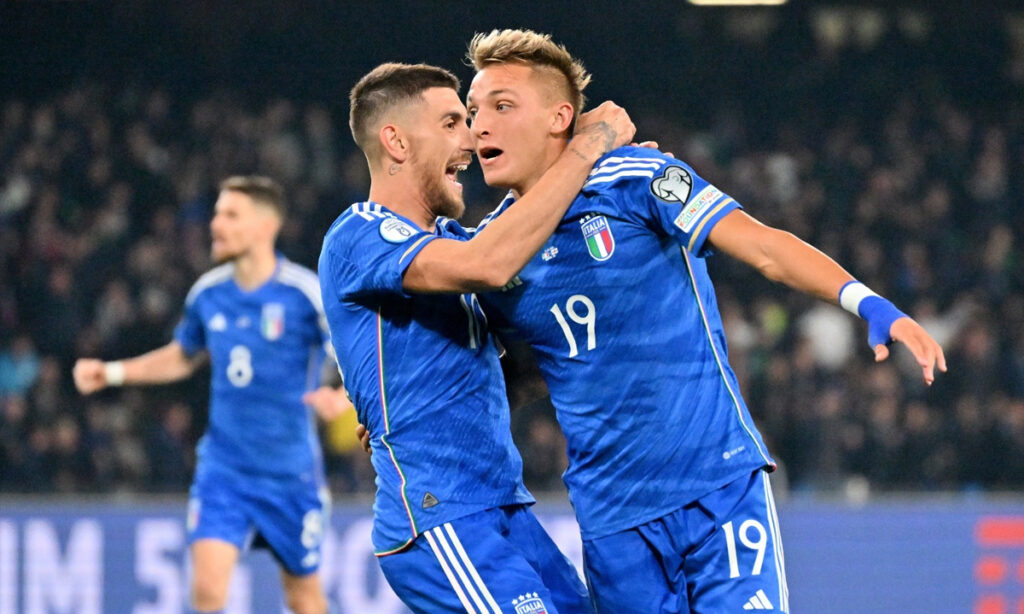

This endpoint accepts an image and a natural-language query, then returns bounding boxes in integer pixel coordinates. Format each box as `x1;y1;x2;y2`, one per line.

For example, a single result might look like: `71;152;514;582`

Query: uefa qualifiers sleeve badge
580;213;615;261
379;216;418;243
650;165;693;204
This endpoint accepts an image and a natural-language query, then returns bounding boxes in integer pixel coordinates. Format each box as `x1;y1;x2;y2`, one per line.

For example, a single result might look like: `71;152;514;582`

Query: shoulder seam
277;264;324;312
185;264;234;305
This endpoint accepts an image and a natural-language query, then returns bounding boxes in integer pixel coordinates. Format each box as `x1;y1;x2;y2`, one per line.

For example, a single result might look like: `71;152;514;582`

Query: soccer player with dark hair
319;62;633;613
74;176;337;614
454;28;948;613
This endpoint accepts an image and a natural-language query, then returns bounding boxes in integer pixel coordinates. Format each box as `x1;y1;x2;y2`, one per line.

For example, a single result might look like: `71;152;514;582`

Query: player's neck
368;173;436;231
232;245;278;290
513;139;569;199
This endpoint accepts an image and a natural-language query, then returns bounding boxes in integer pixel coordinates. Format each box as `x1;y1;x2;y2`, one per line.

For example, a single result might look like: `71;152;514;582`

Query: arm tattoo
568;147;589;161
576;121;616;155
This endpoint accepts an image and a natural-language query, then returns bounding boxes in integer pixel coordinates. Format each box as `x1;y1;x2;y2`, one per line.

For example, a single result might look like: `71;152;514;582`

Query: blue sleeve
601;153;741;256
436;194;514;239
322;214;439;300
173;297;205;357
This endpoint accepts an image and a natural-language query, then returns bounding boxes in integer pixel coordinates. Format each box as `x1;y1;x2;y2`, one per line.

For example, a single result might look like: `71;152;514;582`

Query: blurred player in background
74;176;339;614
319;62;632;613
454;29;948;613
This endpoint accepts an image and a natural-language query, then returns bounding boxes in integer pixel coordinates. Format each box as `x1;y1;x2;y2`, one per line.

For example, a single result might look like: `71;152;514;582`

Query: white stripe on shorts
762;473;789;612
444;523;503;614
430;525;500;614
424;529;478;614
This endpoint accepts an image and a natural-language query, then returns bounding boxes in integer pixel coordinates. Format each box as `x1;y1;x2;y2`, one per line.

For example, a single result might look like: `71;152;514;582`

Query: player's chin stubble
211;245;241;264
423;172;465;220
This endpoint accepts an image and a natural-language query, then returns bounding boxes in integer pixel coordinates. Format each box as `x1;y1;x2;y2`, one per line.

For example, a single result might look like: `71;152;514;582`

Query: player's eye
496;102;510;112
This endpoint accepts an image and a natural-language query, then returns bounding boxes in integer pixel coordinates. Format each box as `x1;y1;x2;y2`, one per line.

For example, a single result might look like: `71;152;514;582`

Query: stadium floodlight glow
687;0;787;5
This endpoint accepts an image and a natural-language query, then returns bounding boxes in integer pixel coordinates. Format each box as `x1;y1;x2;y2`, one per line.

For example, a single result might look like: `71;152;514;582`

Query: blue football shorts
186;461;331;577
378;504;592;614
582;469;788;613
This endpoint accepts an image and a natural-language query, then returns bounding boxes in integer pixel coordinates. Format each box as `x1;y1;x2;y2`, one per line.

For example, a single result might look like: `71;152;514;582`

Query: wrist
839;281;907;347
838;281;879;317
104;361;125;386
570;123;615;162
566;141;601;165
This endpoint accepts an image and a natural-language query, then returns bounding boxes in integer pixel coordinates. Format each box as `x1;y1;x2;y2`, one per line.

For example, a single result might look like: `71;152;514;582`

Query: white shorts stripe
431;527;492;614
762;473;789;612
443;523;502;614
423;529;477;614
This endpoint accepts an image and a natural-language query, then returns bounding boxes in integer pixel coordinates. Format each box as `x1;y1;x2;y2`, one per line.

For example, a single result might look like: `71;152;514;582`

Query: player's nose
470;115;489;139
458;125;474;152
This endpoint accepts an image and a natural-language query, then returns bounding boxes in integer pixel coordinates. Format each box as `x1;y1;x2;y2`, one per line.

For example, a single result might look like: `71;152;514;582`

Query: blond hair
467;29;591;131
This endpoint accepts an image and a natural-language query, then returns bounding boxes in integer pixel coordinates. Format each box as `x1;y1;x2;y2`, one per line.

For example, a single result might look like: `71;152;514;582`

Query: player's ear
379;124;409;163
257;205;282;237
549;101;574;137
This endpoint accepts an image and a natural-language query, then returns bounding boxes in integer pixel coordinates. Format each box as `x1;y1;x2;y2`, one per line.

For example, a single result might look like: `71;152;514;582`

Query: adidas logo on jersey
742;589;775;610
209;313;227;331
501;276;523;292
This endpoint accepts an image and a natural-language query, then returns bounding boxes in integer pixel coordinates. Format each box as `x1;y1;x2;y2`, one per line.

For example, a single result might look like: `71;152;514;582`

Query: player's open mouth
478;147;503;164
445;162;468;185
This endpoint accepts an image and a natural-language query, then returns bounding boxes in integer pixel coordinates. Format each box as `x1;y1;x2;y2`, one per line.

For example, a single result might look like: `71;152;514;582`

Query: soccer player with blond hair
456;28;947;613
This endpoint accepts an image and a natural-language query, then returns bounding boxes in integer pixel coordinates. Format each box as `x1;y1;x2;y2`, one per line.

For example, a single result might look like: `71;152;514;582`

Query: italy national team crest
580;214;615;261
512;592;548;614
261;303;285;340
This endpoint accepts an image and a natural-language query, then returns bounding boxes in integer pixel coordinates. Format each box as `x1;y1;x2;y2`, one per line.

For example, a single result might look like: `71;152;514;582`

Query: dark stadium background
1;2;1022;613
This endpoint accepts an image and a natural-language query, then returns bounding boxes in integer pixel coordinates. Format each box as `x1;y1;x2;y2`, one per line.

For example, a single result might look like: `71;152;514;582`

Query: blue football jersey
319;202;533;556
174;256;329;481
474;146;775;539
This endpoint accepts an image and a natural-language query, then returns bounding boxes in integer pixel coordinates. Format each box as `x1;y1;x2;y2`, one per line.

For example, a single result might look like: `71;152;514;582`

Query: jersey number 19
549;294;597;357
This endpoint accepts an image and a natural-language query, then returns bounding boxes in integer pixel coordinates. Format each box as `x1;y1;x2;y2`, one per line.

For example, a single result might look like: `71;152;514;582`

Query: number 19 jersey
476;146;776;539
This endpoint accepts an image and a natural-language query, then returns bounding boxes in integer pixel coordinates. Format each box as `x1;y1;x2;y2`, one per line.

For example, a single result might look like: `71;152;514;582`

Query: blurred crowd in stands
1;11;1022;498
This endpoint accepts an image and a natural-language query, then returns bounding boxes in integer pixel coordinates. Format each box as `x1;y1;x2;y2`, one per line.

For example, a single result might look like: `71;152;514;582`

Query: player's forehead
214;189;256;213
415;86;467;121
467;63;538;104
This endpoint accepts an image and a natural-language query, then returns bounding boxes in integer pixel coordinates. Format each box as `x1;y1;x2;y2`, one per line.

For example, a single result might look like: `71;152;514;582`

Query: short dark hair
349;62;460;156
219;175;286;219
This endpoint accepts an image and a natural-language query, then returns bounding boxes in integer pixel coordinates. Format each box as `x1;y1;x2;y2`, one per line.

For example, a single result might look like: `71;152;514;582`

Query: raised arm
73;341;205;395
402;101;635;293
708;209;947;384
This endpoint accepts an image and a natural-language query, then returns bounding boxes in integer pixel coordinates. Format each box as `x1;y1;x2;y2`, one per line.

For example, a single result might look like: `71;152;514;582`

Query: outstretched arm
402;101;636;293
73;341;205;395
708;209;947;384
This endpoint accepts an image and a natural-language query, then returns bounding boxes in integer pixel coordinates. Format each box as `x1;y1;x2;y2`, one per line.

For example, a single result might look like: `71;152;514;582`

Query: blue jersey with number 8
174;256;329;481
